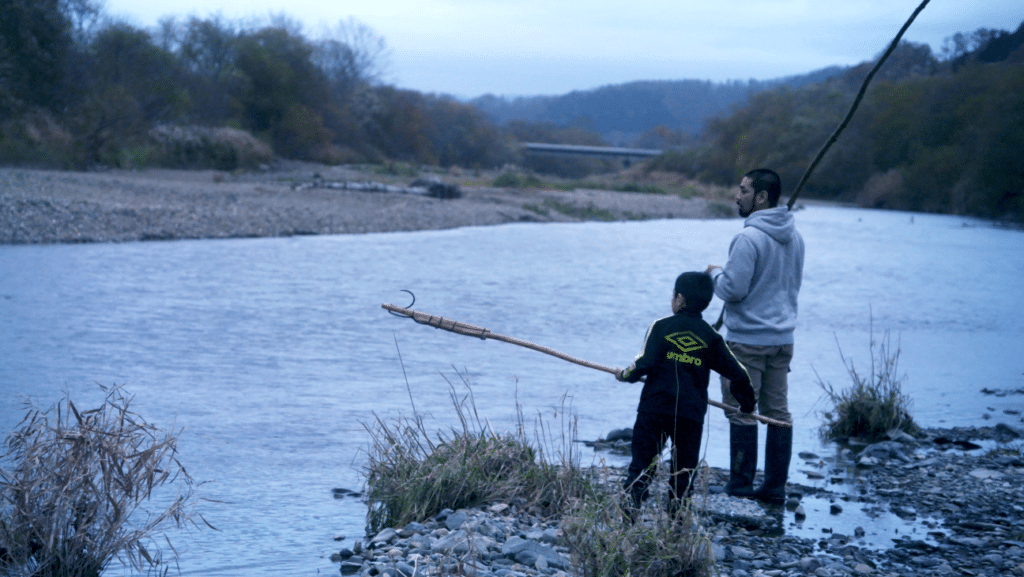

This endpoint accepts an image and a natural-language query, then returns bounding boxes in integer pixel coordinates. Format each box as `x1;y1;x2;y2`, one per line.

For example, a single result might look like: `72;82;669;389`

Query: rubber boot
724;424;758;498
754;424;792;505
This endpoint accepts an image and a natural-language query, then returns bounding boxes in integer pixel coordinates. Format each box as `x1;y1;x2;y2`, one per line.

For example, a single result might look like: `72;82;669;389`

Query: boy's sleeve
712;338;756;413
620;320;661;383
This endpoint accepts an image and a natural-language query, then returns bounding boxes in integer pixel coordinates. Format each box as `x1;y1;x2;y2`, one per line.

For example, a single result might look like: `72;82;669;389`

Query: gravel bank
0;166;729;245
339;425;1024;577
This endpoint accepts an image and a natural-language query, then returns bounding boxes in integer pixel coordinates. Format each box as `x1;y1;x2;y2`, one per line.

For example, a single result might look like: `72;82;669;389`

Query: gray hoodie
709;206;804;346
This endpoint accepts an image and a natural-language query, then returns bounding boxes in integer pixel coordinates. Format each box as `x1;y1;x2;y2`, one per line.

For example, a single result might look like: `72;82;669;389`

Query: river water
1;205;1022;575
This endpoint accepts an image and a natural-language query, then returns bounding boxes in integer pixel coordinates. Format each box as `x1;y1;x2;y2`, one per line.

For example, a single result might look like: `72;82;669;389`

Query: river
1;204;1021;575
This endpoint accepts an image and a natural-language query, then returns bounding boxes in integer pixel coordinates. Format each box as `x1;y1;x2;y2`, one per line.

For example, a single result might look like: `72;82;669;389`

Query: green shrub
375;162;419;177
0;385;207;577
817;326;919;441
0;110;76;167
492;172;542;188
613;182;666;194
542;199;616;221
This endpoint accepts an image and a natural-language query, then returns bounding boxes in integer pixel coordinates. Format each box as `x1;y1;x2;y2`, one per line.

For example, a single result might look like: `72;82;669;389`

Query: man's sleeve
711;234;757;302
620;320;661;383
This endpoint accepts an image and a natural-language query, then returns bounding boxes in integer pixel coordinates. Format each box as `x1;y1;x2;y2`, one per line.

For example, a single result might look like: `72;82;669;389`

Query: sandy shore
0;164;733;245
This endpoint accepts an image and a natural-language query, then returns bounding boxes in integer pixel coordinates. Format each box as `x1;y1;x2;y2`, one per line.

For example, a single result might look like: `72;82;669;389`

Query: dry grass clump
817;326;919;442
0;385;208;577
561;470;714;577
362;372;589;534
148;124;274;170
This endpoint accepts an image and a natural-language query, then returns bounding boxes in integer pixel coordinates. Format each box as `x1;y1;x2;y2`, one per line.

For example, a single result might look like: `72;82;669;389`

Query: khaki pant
720;342;794;426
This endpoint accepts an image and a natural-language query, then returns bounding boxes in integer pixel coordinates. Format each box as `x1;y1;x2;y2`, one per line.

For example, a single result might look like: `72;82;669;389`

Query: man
706;168;804;504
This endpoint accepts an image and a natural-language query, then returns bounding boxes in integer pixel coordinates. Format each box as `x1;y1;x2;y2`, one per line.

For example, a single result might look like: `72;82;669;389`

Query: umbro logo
665;331;707;353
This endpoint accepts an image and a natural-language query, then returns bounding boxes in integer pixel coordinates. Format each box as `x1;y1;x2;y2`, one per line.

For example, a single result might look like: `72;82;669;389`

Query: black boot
621;467;651;524
754;424;792;505
724;424;758;498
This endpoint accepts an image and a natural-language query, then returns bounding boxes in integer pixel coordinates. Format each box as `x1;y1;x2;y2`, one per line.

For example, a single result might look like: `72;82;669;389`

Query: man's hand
615;369;627;382
705;265;721;274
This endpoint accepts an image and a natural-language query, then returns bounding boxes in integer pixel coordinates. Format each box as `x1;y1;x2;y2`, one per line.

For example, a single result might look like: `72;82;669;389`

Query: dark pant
623;411;703;504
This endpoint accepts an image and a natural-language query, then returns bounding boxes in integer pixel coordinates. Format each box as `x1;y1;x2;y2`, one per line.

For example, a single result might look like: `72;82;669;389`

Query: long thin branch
787;0;931;210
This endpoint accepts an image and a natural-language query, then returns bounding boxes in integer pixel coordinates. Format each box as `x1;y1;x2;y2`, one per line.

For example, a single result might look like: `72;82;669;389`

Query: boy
617;272;756;512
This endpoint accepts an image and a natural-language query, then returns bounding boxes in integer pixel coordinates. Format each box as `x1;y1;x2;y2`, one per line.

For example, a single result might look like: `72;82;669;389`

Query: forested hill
469;68;843;145
648;23;1024;221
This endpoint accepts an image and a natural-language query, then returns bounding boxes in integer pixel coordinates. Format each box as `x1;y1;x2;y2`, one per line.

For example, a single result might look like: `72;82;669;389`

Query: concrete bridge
520;142;663;166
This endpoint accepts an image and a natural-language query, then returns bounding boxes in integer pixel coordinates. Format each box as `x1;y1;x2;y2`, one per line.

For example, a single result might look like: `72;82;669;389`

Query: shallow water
1;205;1021;575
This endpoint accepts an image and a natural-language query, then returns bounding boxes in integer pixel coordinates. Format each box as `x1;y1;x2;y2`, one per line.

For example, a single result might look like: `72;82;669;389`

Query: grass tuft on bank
561;470;714;577
362;372;590;534
816;324;919;442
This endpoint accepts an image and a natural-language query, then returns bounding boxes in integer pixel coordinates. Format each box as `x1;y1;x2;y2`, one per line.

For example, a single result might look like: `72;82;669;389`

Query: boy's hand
739;399;756;413
705;264;721;274
615;369;627;382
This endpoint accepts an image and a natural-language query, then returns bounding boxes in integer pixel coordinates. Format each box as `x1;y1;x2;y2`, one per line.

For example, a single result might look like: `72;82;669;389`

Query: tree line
1;0;598;171
647;26;1024;221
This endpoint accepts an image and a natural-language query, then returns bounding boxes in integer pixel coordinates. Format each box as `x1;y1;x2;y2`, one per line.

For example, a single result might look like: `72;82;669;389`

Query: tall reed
0;385;209;577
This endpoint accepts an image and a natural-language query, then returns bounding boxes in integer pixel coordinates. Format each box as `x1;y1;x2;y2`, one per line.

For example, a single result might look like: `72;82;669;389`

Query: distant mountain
469;67;845;146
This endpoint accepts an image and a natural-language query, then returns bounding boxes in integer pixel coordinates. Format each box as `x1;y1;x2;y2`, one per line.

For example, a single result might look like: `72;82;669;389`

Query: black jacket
622;310;755;422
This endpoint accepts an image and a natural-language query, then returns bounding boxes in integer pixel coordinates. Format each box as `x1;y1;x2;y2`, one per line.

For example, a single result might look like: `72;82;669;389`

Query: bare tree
60;0;102;44
314;17;391;88
940;28;1000;61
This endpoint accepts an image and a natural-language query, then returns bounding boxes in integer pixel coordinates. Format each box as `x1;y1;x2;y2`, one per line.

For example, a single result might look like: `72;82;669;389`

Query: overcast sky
103;0;1022;98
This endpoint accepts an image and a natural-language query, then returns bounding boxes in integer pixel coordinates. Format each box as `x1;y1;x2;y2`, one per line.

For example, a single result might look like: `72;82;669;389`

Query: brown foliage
0;385;209;577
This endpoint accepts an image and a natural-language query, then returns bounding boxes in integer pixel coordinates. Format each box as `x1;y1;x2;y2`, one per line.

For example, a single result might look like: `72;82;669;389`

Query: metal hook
388;290;416;317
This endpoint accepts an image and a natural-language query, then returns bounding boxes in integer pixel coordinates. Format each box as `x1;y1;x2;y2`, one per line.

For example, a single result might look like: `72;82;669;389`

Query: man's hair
745;168;782;207
674;272;714;313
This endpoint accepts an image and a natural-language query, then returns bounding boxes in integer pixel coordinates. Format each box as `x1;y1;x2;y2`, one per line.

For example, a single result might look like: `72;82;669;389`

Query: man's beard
737;200;753;217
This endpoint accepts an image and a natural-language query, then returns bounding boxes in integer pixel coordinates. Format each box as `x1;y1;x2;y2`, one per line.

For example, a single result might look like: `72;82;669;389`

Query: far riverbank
0;164;735;245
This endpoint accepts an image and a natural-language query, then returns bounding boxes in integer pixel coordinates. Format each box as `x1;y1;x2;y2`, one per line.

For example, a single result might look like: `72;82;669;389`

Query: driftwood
382;302;790;428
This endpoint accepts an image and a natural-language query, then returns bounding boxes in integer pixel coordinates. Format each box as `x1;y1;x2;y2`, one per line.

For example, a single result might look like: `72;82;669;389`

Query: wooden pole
786;0;931;210
382;303;791;428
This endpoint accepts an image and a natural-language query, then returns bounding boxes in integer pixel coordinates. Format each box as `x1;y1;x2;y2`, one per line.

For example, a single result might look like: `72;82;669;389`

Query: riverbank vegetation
362;373;716;576
0;385;205;577
816;328;920;442
362;383;588;534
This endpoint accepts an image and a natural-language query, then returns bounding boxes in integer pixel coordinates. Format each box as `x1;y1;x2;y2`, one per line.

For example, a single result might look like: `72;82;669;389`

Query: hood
745;206;796;244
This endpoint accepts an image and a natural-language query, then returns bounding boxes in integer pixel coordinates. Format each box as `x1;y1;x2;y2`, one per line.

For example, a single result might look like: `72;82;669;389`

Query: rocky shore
336;425;1024;577
0;165;729;245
